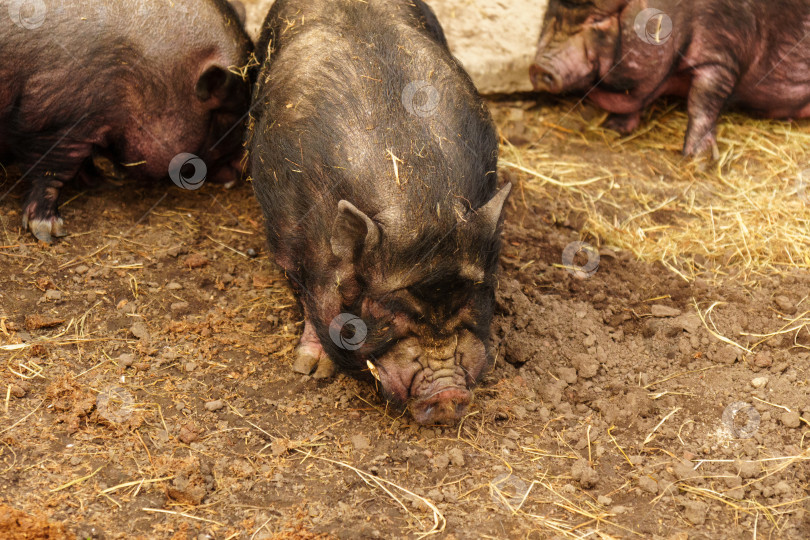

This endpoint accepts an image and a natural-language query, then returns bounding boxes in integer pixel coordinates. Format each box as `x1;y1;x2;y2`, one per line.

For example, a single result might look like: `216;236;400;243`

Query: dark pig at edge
0;0;252;241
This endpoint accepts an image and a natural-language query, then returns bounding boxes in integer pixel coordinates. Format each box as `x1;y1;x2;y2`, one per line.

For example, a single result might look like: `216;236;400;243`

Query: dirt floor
2;96;810;539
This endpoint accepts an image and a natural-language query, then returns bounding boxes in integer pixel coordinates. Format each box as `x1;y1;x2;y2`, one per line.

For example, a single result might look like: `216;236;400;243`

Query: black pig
0;0;252;242
250;0;510;425
531;0;810;157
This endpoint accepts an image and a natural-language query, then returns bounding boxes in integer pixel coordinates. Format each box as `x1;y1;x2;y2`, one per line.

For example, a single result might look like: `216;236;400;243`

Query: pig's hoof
313;356;335;379
292;343;335;378
683;132;719;160
603;112;641;135
22;215;67;243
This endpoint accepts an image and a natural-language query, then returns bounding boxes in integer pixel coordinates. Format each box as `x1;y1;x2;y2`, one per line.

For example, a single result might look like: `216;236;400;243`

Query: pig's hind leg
20;136;94;243
683;65;737;159
292;320;336;379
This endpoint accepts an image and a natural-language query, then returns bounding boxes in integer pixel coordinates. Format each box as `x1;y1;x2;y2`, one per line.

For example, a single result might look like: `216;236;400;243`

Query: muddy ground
1;95;809;539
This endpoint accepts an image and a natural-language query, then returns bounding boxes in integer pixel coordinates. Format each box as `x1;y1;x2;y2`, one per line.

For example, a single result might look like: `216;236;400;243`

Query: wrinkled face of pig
320;185;511;425
531;0;627;93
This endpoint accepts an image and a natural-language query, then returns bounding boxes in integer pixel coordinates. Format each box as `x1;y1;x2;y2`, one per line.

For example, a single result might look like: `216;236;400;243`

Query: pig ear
228;0;247;25
331;200;381;263
196;65;230;104
471;183;512;236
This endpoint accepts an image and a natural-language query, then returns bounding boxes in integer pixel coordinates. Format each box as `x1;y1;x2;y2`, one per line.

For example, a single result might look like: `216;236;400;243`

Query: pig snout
410;379;472;425
375;331;488;425
531;29;598;94
530;62;564;93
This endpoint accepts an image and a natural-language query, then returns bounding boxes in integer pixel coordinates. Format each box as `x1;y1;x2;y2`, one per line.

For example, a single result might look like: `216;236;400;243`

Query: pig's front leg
292;319;336;379
683;65;737;158
20;138;94;243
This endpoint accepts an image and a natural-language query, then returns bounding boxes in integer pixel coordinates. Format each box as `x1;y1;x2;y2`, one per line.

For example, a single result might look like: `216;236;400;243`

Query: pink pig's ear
471;183;512;237
331;200;381;264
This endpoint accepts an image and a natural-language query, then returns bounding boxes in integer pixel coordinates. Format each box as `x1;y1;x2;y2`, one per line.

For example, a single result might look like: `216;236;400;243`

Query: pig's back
252;0;496;220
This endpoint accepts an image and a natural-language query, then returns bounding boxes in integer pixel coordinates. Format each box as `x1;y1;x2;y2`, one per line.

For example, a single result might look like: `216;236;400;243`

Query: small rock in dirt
570;459;598;489
714;345;739;364
44;290;63;301
448;448;465;467
184;362;197;372
736;460;760;479
753;352;772;368
130;321;149;341
170;301;190;313
680;500;708;526
773;295;797;314
9;384;26;398
773;480;791;495
571;353;599;379
780;411;801;428
183;253;209;269
74;265;89;274
597;495;612;506
178;422;202;444
167;245;188;257
611;505;628;514
118;353;135;367
558;367;577;384
204;400;225;412
723;475;742;489
672;313;701;334
351;434;370;451
504;339;532;365
750;376;769;389
166;281;183;290
432;453;450;469
638;475;658;494
246;248;258;258
673;462;698;481
651;305;681;318
724;475;745;499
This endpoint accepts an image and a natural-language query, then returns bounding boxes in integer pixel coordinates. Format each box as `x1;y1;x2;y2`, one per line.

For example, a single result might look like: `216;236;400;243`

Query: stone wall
242;0;548;95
